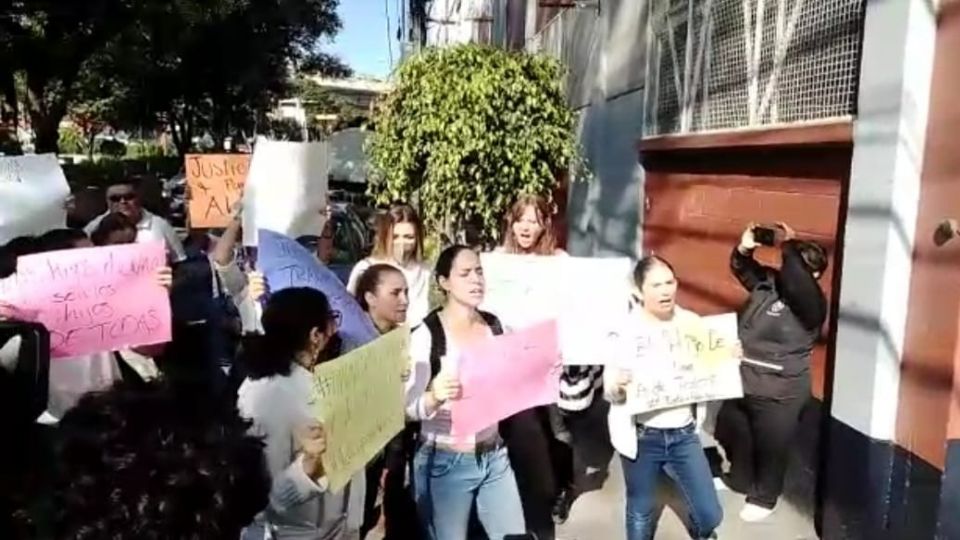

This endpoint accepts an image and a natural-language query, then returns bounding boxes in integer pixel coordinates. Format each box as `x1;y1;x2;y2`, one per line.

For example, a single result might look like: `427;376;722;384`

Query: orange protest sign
185;154;251;228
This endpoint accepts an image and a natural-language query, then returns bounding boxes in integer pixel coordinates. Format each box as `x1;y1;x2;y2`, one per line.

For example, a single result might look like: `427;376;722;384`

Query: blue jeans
413;443;526;540
620;423;723;540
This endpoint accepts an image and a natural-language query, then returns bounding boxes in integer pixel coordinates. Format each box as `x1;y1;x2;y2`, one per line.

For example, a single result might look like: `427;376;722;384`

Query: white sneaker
739;503;774;522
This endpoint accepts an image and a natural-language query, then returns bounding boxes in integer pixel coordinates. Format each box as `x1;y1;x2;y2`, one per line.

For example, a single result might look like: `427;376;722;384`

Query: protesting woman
606;256;724;540
237;287;365;540
347;205;431;325
495;194;600;535
405;245;526;540
353;264;420;539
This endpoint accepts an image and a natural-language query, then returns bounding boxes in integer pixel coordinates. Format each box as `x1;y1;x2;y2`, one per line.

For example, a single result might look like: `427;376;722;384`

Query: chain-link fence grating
644;0;864;137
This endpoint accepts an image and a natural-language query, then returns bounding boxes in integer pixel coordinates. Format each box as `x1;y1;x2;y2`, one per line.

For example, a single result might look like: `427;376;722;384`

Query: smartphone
753;226;777;247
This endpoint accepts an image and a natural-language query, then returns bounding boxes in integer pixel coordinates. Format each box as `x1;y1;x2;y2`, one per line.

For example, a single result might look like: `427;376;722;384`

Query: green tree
0;0;156;153
367;44;581;244
95;0;345;156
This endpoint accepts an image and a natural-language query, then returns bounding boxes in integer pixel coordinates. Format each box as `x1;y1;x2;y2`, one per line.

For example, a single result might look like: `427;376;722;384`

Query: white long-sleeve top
605;306;698;460
404;322;498;450
238;364;365;540
346;258;431;326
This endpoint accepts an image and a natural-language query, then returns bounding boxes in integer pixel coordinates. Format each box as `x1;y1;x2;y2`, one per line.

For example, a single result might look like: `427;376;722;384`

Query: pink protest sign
451;320;561;437
14;242;171;358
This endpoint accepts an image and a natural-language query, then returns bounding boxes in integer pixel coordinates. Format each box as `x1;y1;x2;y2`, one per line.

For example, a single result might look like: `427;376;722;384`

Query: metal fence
644;0;864;136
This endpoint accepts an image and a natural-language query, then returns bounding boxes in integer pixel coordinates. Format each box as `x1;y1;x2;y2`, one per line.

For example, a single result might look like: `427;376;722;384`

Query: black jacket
731;241;827;397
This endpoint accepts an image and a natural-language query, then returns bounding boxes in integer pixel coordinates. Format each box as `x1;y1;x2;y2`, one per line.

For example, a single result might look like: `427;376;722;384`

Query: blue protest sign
257;228;377;351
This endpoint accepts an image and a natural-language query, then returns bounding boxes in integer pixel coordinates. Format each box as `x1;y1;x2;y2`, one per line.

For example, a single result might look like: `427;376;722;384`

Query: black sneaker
552;490;573;525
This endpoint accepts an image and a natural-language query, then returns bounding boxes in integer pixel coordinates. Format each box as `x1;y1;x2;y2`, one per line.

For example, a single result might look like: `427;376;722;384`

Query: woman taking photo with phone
237;287;365;540
348;205;431;325
606;256;724;540
715;222;827;522
405;245;526;540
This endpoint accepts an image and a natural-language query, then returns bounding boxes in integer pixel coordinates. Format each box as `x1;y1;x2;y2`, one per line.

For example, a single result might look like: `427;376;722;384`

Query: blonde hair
501;194;557;256
371;204;424;261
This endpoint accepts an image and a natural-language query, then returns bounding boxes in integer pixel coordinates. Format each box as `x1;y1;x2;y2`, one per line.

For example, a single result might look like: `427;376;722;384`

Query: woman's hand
776;221;797;242
609;368;632;404
739;223;759;253
430;368;462;404
230;200;243;222
732;339;744;361
247;271;267;301
154;266;173;289
297;422;327;481
401;365;411;383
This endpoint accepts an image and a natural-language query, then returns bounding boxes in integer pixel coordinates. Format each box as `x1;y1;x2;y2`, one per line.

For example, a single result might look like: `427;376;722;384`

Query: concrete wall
529;0;647;258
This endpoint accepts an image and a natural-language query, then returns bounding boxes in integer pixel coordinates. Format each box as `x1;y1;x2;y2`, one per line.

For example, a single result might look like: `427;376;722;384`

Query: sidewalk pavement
557;458;818;540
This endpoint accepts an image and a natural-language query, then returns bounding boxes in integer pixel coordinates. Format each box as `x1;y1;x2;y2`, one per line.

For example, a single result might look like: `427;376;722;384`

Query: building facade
424;0;960;537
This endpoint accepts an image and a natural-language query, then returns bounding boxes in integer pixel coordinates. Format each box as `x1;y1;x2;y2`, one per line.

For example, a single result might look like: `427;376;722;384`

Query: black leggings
715;392;809;508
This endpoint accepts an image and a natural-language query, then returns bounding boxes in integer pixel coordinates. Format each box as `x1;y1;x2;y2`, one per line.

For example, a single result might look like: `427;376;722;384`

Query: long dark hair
632;255;676;289
434;244;473;284
354;264;404;312
91;212;137;246
243;288;339;379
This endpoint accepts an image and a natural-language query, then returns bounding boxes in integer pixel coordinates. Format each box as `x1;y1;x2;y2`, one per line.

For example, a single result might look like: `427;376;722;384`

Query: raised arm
778;241;828;331
730;225;772;291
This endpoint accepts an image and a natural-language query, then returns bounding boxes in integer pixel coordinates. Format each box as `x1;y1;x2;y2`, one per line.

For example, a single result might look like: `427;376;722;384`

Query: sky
329;0;401;79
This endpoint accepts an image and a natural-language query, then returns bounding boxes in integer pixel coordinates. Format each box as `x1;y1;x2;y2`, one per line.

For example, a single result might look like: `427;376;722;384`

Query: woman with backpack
405;245;526;540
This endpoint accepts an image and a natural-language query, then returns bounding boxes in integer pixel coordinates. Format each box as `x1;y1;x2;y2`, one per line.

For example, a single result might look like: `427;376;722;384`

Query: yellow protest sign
622;313;742;414
185;154;250;228
309;326;409;493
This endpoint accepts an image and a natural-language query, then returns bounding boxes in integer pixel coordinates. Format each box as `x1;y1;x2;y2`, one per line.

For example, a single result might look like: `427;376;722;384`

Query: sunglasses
108;193;137;203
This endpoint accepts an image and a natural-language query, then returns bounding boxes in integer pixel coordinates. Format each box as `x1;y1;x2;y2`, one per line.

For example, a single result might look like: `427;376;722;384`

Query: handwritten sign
310;327;409;492
257;228;377;351
620;313;742;415
0;154;70;244
12;242;171;358
451;320;561;437
185;154;250;228
242;140;329;245
480;253;631;365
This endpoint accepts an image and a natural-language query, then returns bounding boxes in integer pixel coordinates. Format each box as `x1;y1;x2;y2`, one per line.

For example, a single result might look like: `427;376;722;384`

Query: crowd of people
0;175;829;540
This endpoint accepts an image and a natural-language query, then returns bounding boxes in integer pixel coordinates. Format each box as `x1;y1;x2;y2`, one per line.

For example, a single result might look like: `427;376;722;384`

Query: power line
385;0;394;69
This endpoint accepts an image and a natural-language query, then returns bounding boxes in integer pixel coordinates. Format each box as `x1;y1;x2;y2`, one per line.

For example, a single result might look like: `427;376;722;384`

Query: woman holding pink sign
405;245;526;540
606;255;724;540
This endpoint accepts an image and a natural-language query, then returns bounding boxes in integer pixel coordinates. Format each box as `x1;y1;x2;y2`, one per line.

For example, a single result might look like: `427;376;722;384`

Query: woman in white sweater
346;205;431;326
606;256;724;540
237;287;365;540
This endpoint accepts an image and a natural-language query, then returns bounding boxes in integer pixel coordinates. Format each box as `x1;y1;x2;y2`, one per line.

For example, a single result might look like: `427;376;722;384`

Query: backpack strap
419;309;504;378
420;309;446;379
479;310;504;336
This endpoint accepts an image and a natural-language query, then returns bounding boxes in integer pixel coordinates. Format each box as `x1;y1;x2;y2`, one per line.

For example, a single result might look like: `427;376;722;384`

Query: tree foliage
367;44;580;244
1;0;347;155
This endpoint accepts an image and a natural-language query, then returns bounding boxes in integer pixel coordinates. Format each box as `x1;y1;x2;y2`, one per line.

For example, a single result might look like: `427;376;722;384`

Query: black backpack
418;308;504;378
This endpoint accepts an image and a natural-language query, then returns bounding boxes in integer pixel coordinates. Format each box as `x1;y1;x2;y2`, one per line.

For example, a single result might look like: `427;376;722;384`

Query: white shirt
85;209;187;263
405;322;499;449
347;258;431;326
238;364;365;540
605;306;699;459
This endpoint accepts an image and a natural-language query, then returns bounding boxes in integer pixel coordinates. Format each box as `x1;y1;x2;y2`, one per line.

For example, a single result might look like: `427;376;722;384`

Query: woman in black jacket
716;222;828;522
